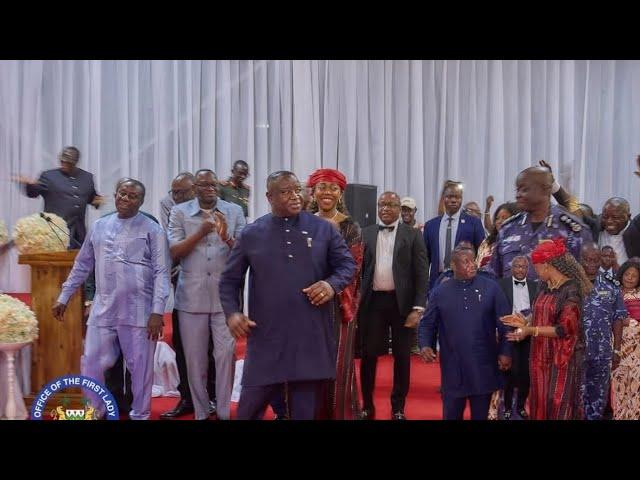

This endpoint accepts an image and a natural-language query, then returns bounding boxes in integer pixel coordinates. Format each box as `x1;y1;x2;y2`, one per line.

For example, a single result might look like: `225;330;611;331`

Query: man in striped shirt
53;179;170;420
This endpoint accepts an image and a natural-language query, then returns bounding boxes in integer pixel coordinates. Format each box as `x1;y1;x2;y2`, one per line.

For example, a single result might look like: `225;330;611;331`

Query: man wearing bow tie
358;192;429;420
498;255;539;419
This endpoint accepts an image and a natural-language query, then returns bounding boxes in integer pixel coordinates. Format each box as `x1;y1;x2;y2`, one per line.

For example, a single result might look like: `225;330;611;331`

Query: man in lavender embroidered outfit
53;179;170;420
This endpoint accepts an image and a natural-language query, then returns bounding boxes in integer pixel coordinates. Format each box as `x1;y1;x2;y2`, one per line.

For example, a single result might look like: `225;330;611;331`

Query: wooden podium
18;250;83;395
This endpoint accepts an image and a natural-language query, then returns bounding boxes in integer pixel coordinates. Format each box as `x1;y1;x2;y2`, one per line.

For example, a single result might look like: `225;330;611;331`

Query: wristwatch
84;300;93;307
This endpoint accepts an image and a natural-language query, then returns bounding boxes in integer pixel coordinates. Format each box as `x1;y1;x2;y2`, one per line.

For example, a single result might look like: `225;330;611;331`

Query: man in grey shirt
168;169;246;420
14;146;103;246
159;172;219;419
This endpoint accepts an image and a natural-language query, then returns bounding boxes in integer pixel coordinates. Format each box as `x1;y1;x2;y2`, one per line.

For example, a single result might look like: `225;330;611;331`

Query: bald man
488;166;592;281
599;197;640;264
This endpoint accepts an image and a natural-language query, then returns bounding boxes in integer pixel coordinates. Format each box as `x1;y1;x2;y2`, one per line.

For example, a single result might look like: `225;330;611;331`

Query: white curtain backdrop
2;60;640;292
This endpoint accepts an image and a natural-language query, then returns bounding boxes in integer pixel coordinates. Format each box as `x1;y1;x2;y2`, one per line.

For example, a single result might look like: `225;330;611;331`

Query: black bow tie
514;280;526;287
379;225;395;232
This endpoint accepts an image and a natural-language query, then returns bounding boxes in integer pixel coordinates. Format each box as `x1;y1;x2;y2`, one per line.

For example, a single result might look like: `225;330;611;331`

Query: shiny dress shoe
518;408;529;419
160;399;194;419
209;400;217;416
503;410;512;420
391;411;406;420
359;409;376;420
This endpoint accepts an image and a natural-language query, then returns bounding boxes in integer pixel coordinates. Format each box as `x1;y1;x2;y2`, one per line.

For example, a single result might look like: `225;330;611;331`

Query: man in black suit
599;197;640;263
358;191;429;420
498;255;538;420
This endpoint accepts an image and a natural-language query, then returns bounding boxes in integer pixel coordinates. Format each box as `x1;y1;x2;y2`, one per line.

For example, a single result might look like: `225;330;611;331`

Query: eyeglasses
194;183;218;190
117;191;141;201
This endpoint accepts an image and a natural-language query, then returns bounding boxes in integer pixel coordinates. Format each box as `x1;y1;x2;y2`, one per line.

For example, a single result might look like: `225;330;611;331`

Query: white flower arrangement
12;212;69;254
0;294;38;343
0;220;8;246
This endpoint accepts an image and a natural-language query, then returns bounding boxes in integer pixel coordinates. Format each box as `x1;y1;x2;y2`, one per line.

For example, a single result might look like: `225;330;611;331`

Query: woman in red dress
307;168;363;420
502;237;591;419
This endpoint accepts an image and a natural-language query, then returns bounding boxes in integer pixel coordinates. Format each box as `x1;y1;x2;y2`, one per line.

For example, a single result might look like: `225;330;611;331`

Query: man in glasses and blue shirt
168;169;246;420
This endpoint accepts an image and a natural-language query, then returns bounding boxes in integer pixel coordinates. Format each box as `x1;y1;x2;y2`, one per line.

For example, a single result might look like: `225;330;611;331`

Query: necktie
443;216;453;268
379;225;395;232
514;280;526;287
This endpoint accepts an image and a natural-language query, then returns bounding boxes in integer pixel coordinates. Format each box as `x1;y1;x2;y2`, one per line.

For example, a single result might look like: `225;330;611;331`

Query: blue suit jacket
423;211;485;290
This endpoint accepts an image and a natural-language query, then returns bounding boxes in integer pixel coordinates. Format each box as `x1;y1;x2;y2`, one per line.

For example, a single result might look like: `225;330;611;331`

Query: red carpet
7;292;463;420
153;317;457;420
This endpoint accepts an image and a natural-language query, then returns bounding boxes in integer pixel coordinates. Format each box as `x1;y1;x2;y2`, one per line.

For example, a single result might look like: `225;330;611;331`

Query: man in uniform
488;166;592;280
580;242;626;420
218;160;251;218
219;171;355;420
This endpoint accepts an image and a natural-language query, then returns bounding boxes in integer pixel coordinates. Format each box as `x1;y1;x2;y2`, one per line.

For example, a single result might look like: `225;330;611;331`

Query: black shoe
503;410;512;420
391;411;406;420
208;400;217;416
274;414;289;420
160;399;194;419
518;408;529;420
359;408;376;420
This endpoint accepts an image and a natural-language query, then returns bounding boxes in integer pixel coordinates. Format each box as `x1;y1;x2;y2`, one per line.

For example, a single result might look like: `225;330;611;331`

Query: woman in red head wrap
501;237;591;419
307;168;363;419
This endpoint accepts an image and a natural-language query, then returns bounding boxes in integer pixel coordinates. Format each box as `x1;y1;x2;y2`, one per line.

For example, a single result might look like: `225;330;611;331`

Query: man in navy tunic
219;171;356;420
14;146;103;246
419;246;512;420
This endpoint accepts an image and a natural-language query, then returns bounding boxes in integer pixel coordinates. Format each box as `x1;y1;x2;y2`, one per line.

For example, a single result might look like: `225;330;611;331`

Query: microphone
40;212;82;249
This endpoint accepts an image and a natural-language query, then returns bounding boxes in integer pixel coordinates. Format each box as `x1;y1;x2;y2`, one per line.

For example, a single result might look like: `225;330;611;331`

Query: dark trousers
269;385;288;417
443;393;492;420
172;308;216;404
503;338;530;412
237;381;324;420
360;291;411;413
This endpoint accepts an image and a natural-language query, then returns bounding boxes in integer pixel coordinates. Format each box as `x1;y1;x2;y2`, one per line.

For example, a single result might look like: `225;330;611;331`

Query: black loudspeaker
343;184;377;228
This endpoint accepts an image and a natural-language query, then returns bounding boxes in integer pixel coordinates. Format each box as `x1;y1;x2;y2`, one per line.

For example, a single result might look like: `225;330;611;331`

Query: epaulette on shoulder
604;272;621;287
500;212;524;227
558;212;583;233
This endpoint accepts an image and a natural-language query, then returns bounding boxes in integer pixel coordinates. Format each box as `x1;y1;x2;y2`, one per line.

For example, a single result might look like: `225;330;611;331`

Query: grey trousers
178;311;235;420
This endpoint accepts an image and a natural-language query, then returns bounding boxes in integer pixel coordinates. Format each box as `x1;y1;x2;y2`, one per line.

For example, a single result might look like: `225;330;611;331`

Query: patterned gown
611;289;640;420
319;217;363;420
529;280;585;420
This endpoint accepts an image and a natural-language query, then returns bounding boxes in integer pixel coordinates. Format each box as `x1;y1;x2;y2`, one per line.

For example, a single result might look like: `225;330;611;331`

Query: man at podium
52;179;170;420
